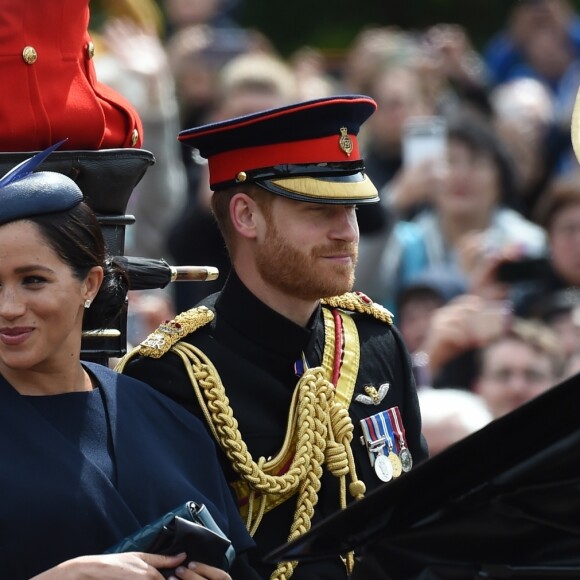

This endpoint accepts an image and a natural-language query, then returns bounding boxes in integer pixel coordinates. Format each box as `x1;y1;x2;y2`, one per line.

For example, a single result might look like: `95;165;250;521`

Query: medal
374;452;393;482
399;446;413;472
360;411;401;481
388;451;403;478
360;415;384;468
388;406;413;473
381;410;402;479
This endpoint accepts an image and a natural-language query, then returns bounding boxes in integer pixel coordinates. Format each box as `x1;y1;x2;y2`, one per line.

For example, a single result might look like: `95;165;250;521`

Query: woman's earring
84;299;92;309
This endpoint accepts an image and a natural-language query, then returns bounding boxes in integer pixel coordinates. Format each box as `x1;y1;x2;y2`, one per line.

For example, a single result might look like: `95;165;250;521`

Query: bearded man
118;95;428;579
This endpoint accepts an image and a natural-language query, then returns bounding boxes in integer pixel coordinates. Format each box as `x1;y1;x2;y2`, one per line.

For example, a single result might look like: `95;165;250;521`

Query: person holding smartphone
412;111;547;272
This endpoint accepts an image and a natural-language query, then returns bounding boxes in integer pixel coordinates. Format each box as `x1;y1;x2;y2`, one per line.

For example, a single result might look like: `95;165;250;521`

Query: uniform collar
215;270;320;361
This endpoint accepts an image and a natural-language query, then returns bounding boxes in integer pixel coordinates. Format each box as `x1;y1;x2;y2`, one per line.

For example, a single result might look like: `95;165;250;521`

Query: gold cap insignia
339;127;353;157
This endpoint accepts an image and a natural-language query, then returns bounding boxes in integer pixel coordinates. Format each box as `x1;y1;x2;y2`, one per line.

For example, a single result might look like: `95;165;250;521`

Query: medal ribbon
294;352;309;377
387;406;408;451
374;411;394;452
383;410;399;454
360;416;380;467
360;410;393;465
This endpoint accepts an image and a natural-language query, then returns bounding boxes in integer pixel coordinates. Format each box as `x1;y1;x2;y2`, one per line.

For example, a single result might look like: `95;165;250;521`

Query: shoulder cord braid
167;310;366;580
172;341;330;579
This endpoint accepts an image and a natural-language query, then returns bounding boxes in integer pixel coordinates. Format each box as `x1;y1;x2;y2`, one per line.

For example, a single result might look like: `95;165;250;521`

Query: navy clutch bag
105;501;235;577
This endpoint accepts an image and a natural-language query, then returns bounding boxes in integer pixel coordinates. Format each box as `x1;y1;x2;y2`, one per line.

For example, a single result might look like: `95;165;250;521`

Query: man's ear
230;192;262;240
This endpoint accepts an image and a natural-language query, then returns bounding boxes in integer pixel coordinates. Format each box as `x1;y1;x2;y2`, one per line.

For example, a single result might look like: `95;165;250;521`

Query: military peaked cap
178;94;380;204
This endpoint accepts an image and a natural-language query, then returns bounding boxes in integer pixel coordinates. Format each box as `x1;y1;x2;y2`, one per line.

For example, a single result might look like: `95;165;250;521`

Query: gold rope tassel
325;400;366;575
172;343;335;579
175;343;303;497
274;371;330;580
247;458;269;536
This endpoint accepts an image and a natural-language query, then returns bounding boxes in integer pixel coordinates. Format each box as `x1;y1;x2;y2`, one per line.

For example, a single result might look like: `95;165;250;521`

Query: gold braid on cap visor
268;174;378;202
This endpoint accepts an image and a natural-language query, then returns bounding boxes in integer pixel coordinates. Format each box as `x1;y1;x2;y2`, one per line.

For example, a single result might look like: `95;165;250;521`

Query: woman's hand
386;158;447;215
169;560;233;580
456;231;510;301
30;552;233;580
421;294;484;374
421;293;511;376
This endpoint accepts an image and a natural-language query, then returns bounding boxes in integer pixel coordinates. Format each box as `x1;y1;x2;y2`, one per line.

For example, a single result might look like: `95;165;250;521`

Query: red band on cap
207;134;360;186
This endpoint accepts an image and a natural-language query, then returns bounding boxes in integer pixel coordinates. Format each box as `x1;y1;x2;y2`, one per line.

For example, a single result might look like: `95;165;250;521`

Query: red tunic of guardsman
0;0;143;150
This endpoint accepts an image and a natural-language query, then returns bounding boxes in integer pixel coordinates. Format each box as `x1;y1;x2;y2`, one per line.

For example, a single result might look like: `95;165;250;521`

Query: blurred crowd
90;0;580;454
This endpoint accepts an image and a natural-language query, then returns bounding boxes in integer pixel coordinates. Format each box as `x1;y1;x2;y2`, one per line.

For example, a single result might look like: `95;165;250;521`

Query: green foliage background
237;0;580;58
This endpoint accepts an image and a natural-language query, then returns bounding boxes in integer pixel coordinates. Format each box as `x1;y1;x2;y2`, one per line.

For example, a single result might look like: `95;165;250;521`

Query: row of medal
360;406;413;482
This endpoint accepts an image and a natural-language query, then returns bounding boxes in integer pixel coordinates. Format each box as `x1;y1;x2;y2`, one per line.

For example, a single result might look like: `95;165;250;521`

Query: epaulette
321;291;393;325
138;306;215;359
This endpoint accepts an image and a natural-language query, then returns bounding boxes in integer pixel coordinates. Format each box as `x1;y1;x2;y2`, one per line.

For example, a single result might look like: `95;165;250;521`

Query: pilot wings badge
355;383;390;405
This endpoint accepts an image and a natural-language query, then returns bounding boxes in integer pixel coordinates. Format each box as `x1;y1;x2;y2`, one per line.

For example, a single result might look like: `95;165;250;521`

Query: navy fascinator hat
0;140;83;226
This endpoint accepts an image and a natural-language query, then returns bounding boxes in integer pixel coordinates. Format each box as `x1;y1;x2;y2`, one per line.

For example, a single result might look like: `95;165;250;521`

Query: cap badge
339;127;353;157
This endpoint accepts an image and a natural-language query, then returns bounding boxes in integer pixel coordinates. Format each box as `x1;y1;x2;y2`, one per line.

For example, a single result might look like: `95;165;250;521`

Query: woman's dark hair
447;112;518;208
30;201;129;330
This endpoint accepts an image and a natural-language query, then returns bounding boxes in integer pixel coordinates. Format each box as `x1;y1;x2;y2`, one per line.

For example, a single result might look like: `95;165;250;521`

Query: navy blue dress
0;362;255;579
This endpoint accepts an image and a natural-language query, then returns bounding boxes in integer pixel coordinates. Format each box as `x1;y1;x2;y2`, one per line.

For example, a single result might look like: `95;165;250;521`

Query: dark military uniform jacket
121;271;428;579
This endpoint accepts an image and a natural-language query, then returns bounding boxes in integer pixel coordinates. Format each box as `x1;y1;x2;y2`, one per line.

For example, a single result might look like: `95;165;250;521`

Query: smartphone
496;257;550;284
402;116;447;168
